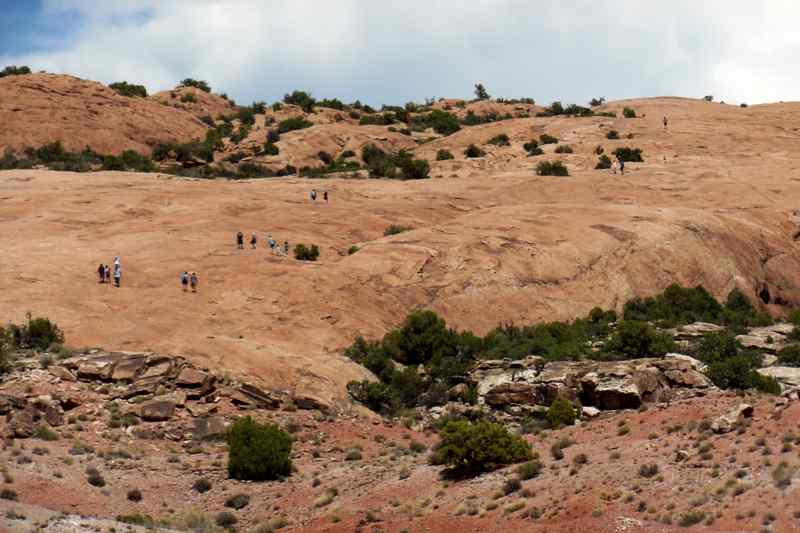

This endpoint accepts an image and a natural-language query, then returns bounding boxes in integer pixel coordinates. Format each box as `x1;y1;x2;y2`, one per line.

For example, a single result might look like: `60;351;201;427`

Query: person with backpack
663;116;668;129
190;272;198;292
323;191;328;202
104;265;111;286
113;257;121;287
237;231;244;249
619;158;625;174
310;189;317;201
250;232;257;249
268;234;277;253
181;271;189;291
97;264;105;283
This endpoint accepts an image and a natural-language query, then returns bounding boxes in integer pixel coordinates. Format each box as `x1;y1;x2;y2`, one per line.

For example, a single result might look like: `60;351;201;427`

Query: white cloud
3;0;800;105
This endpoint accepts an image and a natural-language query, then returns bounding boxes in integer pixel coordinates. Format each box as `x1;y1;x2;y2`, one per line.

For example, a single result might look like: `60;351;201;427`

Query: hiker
104;265;110;286
236;231;244;249
97;264;105;283
250;232;257;249
310;189;317;201
284;240;289;256
113;257;121;287
663;116;668;129
190;272;198;292
323;191;328;202
611;159;618;174
619;158;625;175
268;235;277;253
181;271;189;291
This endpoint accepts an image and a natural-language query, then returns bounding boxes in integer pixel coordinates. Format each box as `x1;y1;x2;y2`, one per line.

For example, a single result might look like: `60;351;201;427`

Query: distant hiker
236;231;244;249
268;234;277;253
611;160;618;174
310;189;317;201
104;265;110;286
284;240;289;255
250;232;257;249
663;116;668;129
98;264;105;283
190;272;198;292
113;258;121;287
323;191;328;202
181;271;189;291
619;158;625;175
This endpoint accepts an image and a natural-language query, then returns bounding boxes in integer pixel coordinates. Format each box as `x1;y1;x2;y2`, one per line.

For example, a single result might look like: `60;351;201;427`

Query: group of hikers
97;257;122;287
310;189;328;202
609;115;668;175
180;271;199;292
237;231;290;255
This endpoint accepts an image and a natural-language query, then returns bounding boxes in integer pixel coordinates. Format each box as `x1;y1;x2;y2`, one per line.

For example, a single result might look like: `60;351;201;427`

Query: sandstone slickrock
758;367;800;389
48;366;77;382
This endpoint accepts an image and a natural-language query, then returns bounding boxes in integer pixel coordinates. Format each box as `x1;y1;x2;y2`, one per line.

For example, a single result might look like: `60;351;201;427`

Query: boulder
48;366;77;382
139;399;176;421
76;355;120;381
758;367;800;389
236;383;281;409
186;402;218;417
0;395;26;415
139;356;174;379
581;406;601;418
192;416;228;440
110;355;147;381
484;383;538;407
5;408;36;438
447;383;470;402
121;376;164;399
593;378;641;410
736;334;784;353
293;394;331;412
54;392;82;410
711;403;753;434
176;368;211;388
42;404;64;427
669;322;724;340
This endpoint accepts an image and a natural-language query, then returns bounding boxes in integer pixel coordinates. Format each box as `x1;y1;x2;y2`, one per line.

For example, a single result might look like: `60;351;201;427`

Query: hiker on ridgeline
190;272;198;292
310;189;317;201
97;263;105;283
268;234;277;253
663;116;668;129
113;257;121;287
181;271;189;291
236;231;244;249
250;232;257;249
284;240;289;256
323;191;328;202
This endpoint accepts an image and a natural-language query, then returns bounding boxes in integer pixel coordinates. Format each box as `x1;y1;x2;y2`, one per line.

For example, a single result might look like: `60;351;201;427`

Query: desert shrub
550;443;565;460
345;449;362;461
623;284;720;327
410;110;461;136
502;477;522;495
32;424;59;441
535;161;569;176
384;224;412;236
639;463;659;478
0;489;17;501
517;460;542;480
679;511;705;527
394;150;430;180
595;154;612;169
318;97;345;110
8;313;64;350
435;420;532;476
436;149;454;161
109;81;147;98
461;110;513;126
523;140;543;156
224;493;250;510
474;83;490;100
612;147;643;162
539;133;558;145
597;320;676;360
216;511;237;527
284;90;316;112
0;65;31;77
606;130;620;140
487;134;510;147
127;489;142;502
359;113;395;126
86;467;106;487
192;478;212;493
277;116;313;134
318;151;333;164
181;93;197;103
293;244;320;261
778;345;800;366
589;97;606;106
227;417;292;481
180;78;211;92
266;129;281;144
236;107;256;126
623;107;636;118
347;245;359;255
263;142;279;156
464;144;486;158
554;145;573;154
546;397;576;428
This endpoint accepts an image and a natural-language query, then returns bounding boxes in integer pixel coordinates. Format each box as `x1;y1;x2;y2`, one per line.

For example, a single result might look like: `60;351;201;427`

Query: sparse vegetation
109;81;147;98
0;65;32;78
606;130;620;140
384;224;412;236
546;397;576;428
464;144;486;158
434;420;532;476
535;160;569;176
523;140;543;156
277;116;313;134
436;149;454;161
293;243;320;261
539;133;558;145
487;134;510;147
224;493;251;510
554;145;573;154
595;154;612;169
192;478;212;493
180;78;211;92
612;147;644;162
410;110;461;136
623;107;637;118
284;90;316;112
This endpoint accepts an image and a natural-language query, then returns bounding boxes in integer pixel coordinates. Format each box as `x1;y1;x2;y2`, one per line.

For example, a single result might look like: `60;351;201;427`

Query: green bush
464;144;485;158
597;320;676;360
606;130;620;140
487;134;510;146
277;116;313;134
595;154;612;169
696;331;780;393
180;78;211;92
523;140;543;156
545;397;576;428
474;83;490;100
436;149;454;161
589;97;606;106
224;493;250;510
181;93;197;103
410;110;461;136
263;142;279;156
554;145;573;154
623;284;720;327
8;314;64;350
777;345;800;366
294;244;320;261
517;460;542;480
395;150;430;180
612;147;643;162
216;511;237;527
535;161;569;176
318;98;345;110
192;478;212;493
623;107;636;118
109;81;147;98
434;420;532;476
226;417;292;481
384;224;412;237
539;133;558;145
283;90;316;112
0;65;31;78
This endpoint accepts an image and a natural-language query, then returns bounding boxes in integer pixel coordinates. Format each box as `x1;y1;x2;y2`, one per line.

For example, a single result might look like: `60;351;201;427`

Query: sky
2;0;800;106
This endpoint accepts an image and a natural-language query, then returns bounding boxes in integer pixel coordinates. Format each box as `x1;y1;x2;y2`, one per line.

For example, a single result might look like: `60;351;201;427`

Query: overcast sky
2;0;800;106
